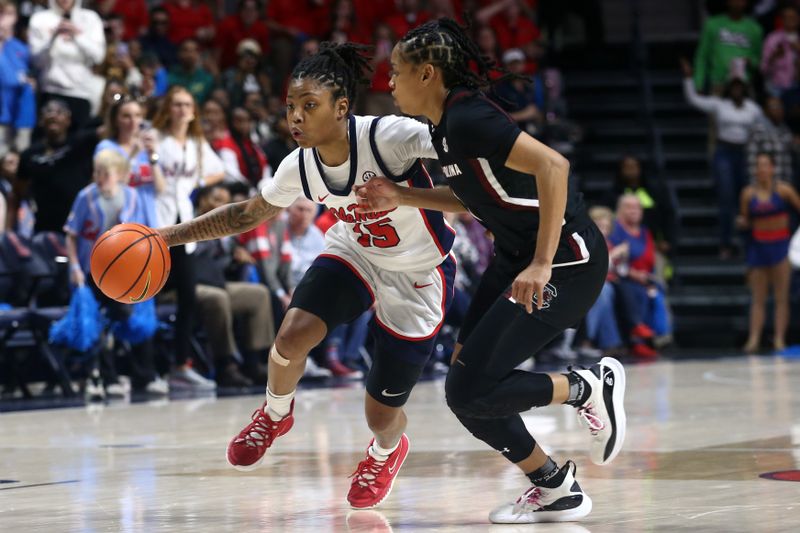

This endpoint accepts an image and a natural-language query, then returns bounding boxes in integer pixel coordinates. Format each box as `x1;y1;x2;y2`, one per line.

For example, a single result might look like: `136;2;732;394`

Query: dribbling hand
353;177;401;214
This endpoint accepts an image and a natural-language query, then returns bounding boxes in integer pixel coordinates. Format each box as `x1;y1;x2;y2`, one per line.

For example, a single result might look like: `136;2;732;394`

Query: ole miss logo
362;170;376;182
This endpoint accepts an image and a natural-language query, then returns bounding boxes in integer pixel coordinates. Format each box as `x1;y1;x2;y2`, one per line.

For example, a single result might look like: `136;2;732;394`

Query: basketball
90;222;171;304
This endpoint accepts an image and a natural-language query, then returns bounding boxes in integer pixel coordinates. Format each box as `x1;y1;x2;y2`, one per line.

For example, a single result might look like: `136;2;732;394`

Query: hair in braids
398;18;523;89
290;42;373;112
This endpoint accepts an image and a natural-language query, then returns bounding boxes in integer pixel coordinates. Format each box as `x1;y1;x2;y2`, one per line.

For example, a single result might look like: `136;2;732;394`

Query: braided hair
290;42;373;112
398;18;520;89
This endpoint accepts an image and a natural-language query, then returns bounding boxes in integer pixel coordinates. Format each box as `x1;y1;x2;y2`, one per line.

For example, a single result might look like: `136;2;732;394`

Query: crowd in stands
683;0;800;353
1;0;671;401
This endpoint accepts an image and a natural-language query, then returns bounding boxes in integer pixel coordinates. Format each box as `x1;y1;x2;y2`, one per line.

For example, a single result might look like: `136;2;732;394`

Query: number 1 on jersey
353;219;401;249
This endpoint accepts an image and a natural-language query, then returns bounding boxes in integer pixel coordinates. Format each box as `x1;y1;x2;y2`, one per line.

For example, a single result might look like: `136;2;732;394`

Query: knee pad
445;367;494;419
454;413;537;464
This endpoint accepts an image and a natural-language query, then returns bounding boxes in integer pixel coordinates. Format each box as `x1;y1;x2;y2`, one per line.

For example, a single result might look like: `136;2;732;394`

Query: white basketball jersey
261;115;455;272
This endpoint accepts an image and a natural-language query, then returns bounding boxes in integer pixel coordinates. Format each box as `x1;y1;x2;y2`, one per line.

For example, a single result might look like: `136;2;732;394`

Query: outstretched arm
158;195;283;247
354;178;467;214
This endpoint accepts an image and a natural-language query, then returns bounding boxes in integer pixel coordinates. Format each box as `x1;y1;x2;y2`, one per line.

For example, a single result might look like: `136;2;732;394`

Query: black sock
563;371;591;406
526;457;564;488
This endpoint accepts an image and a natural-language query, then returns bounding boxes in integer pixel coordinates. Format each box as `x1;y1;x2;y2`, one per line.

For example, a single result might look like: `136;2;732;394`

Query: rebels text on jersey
261;115;454;272
431;88;593;266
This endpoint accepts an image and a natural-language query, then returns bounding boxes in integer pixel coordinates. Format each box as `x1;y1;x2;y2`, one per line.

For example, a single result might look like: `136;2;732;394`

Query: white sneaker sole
489;493;593;523
598;356;626;465
348;436;410;510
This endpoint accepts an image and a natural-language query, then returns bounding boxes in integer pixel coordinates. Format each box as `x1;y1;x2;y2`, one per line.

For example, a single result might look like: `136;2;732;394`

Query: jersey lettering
442;164;463;178
353;219;401;249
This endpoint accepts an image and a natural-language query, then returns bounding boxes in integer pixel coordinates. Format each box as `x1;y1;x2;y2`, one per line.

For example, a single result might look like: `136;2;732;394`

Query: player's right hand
353;176;400;214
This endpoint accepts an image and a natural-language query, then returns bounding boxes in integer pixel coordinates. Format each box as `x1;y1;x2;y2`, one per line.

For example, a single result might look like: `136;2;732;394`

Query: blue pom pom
49;286;104;351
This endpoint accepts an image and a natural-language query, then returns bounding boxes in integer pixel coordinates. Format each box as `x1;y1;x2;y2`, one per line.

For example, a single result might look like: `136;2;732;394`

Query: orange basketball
90;223;171;304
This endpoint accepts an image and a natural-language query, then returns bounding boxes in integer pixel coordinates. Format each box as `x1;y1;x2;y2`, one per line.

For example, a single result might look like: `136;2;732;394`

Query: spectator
455;211;493;275
493;48;544;135
243;90;273;146
163;0;215;46
693;0;763;93
221;39;271;108
364;23;397;117
610;194;672;358
203;98;242;183
328;0;368;44
97;20;143;94
324;314;370;377
95;95;165;228
96;0;149;42
194;184;275;387
139;7;177;69
0;150;31;236
385;0;429;42
683;58;763;258
428;0;458;21
63;149;165;396
475;25;504;80
748;96;793;183
215;0;270;71
93;78;127;128
488;0;541;52
353;0;396;29
583;206;624;353
0;150;17;231
538;0;604;52
226;182;293;310
264;116;297;171
602;155;679;256
737;152;800;353
230;106;271;187
0;0;36;156
137;53;169;100
28;0;106;130
17;99;98;233
168;38;214;104
152;86;224;391
761;5;800;97
266;0;331;85
286;197;326;288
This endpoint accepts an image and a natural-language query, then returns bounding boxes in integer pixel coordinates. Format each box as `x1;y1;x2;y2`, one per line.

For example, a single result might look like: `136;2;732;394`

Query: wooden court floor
1;356;799;532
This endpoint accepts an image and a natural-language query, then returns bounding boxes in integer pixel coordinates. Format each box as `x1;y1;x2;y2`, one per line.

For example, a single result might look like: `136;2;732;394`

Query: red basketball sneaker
347;434;410;509
226;400;294;471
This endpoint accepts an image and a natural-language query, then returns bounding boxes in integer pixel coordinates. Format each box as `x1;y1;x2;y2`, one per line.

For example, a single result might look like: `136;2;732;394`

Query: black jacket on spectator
18;130;98;233
140;32;177;69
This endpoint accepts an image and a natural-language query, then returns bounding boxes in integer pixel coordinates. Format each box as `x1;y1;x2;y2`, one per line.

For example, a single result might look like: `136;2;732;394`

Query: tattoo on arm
159;196;283;247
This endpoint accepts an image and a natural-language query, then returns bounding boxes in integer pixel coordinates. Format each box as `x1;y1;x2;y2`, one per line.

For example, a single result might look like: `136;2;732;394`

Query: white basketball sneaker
489;461;592;524
569;356;627;465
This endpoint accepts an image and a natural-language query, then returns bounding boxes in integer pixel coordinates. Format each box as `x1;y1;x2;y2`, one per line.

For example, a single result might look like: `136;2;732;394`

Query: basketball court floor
2;355;799;532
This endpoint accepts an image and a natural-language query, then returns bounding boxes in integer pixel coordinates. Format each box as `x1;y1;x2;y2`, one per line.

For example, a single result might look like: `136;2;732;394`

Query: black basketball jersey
430;87;593;266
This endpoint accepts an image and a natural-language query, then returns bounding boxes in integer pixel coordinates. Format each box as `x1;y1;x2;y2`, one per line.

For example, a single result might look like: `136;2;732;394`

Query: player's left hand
512;262;552;314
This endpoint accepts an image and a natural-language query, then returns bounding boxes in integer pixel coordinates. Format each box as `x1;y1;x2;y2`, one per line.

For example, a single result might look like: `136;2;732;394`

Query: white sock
369;439;400;460
265;387;295;421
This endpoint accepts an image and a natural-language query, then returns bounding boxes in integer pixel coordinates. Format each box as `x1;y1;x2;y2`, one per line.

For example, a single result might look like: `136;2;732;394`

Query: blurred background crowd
1;0;798;402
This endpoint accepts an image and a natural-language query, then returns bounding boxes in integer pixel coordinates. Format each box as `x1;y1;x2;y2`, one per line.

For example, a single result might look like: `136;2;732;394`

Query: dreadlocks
291;42;373;112
398;18;520;89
